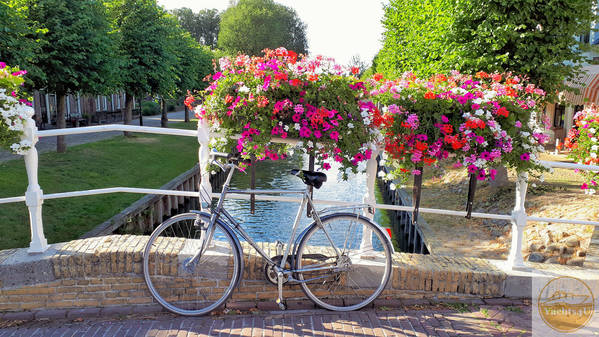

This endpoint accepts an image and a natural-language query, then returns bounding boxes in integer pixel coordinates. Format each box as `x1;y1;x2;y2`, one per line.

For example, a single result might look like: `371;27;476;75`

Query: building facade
31;92;136;129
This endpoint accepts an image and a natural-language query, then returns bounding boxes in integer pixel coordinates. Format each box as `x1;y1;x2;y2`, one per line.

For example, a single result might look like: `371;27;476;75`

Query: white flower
238;85;250;93
591;153;597;159
539;175;545;182
592;137;598;143
389;183;396;191
294;123;300;130
307;141;314;148
592;145;598;151
475;109;484;116
590;128;597;134
347;123;354;129
378;171;385;178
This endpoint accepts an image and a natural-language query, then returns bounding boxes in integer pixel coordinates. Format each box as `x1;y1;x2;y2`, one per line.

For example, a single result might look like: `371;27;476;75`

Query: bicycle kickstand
275;270;287;310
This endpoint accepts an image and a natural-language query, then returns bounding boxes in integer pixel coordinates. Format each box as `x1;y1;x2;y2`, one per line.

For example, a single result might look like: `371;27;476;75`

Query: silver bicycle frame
189;164;342;275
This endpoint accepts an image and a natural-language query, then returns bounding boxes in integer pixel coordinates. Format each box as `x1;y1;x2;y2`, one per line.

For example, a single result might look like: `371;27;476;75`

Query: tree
107;0;178;134
0;0;45;87
171;32;213;122
451;0;597;100
377;0;458;78
27;0;119;152
218;0;308;56
377;0;597;101
171;8;220;49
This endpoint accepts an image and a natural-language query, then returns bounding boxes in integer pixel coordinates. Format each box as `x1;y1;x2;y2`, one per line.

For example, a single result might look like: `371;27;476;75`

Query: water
215;154;389;247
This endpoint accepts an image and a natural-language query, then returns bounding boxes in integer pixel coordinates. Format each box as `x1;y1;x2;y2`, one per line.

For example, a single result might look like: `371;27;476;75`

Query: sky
157;0;387;66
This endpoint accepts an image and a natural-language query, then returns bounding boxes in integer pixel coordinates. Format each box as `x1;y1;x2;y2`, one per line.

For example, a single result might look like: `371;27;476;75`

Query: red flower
257;96;269;108
373;73;383;81
424;91;436;99
289;78;301;86
287;50;298;64
351;67;360;75
440;124;453;134
496;106;509;117
225;95;234;104
492;74;502;82
274;72;288;81
307;74;319;81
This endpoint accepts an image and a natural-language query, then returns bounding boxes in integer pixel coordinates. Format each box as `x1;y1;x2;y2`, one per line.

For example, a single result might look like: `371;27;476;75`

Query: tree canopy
218;0;308;56
377;0;598;101
27;0;118;95
172;7;220;48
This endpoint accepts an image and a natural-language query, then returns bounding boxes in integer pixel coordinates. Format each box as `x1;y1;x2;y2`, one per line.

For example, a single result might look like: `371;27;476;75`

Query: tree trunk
161;97;168;128
56;93;67;153
138;97;143;126
124;93;133;137
490;165;509;188
184;105;190;123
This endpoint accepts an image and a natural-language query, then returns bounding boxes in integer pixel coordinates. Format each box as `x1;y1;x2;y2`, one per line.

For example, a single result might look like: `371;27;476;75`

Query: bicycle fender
190;210;245;288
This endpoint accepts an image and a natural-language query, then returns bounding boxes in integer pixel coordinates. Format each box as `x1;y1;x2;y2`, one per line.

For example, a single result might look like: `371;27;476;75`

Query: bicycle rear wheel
295;213;392;311
143;212;242;316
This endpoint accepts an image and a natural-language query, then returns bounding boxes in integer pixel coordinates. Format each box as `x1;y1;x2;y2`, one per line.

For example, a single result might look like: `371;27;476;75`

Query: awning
561;65;599;105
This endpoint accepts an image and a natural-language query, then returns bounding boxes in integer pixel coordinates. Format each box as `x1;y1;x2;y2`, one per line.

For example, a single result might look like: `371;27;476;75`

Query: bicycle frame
189;165;342;279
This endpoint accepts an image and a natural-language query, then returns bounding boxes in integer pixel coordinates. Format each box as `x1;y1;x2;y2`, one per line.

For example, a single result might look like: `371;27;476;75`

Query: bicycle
142;152;393;316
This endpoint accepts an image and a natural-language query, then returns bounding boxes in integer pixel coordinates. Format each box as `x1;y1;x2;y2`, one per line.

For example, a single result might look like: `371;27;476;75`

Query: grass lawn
0;121;199;250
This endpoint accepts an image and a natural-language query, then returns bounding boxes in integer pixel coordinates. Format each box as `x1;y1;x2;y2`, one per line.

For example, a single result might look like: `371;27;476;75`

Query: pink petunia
330;131;339;141
322;163;331;170
520;153;530;161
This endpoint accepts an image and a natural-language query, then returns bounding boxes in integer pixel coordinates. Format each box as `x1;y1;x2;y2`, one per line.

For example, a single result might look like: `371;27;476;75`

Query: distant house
31;91;137;129
544;30;599;144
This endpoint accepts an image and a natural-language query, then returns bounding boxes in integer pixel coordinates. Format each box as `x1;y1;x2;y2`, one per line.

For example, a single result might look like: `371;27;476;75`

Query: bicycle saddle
290;169;327;189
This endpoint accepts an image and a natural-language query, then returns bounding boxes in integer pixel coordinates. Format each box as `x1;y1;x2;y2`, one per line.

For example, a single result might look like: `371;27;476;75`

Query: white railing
1;117;599;271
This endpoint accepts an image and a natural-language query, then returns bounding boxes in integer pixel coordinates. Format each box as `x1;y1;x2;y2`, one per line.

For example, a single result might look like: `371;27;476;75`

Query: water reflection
218;154;388;246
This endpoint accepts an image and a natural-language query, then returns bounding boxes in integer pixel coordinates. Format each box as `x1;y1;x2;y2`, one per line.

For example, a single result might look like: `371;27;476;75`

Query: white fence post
23;118;48;253
507;172;528;270
196;117;212;210
360;147;380;252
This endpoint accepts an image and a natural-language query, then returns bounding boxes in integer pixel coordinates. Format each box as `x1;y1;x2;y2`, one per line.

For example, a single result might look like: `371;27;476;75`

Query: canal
220;153;392;246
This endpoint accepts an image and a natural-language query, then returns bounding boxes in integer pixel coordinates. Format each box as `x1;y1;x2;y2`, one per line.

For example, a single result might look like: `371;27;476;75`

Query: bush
141;101;160;116
166;99;177;112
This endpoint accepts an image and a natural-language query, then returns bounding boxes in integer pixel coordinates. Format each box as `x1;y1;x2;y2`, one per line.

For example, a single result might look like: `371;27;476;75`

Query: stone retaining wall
0;235;513;314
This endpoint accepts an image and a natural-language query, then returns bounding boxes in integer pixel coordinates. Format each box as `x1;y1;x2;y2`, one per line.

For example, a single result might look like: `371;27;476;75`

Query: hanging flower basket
564;104;599;194
186;48;380;179
368;71;549;182
0;62;34;155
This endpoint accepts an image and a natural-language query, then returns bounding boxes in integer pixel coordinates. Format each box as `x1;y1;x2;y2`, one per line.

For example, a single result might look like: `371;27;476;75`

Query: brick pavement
0;304;532;336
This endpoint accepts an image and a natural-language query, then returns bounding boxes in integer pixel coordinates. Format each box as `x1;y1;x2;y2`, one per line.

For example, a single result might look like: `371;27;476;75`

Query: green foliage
377;0;597;101
106;0;178;97
172;7;220;48
377;0;458;78
141;100;160;115
171;29;214;96
27;0;119;95
218;0;308;56
451;0;597;101
0;0;45;87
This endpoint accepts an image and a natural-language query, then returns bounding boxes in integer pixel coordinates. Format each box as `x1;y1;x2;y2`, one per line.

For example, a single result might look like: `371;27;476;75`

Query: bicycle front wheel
143;212;242;316
295;214;392;311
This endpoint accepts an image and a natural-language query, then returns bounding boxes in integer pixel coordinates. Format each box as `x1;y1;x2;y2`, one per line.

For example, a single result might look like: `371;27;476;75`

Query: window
554;104;565;128
96;96;101;111
116;93;121;109
66;95;71;117
103;96;107;111
580;32;590;44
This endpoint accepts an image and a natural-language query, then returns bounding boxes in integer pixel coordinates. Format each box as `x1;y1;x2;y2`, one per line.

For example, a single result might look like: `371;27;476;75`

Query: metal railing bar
36;125;198;138
0;196;26;204
527;216;599;227
539;160;599;172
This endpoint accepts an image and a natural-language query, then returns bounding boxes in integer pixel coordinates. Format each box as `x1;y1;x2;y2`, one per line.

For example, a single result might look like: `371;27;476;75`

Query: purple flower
515;120;522;128
520;153;530;161
0;62;5;69
412;169;421;175
467;165;478;174
441;115;449;123
475;135;485;144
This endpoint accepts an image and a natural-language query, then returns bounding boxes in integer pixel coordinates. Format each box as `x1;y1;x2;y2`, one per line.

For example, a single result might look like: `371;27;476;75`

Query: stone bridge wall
0;235;511;314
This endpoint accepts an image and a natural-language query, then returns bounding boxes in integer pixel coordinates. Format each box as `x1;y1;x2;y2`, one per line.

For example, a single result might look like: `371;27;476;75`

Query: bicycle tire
143;212;242;316
295;213;392;311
